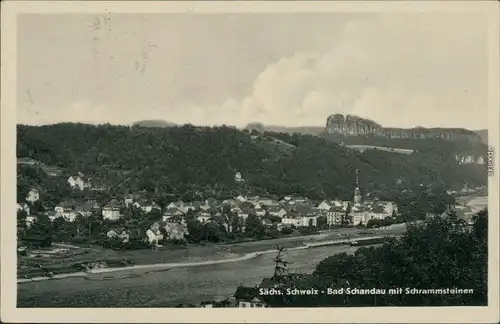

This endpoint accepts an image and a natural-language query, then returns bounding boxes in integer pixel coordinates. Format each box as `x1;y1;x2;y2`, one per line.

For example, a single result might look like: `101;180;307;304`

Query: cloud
19;13;488;130
206;13;488;129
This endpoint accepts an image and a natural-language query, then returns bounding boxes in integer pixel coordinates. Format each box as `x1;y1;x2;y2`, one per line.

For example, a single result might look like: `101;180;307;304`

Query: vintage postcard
1;1;499;323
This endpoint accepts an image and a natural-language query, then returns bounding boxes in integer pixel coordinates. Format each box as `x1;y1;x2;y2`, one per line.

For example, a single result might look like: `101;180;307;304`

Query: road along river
18;236;392;307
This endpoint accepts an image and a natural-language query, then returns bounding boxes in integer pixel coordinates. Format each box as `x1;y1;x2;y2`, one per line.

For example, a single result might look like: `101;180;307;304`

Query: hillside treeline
17;123;486;203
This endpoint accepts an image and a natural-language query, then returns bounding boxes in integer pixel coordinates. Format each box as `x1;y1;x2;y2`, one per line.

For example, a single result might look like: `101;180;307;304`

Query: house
46;210;60;222
63;210;78;222
166;200;183;210
26;215;36;227
233;286;267;308
266;206;281;217
106;228;130;243
289;196;309;205
102;199;122;220
259;198;278;208
298;214;318;227
200;301;214;308
199;204;211;211
183;202;195;212
281;213;301;227
349;205;371;226
235;172;244;183
317;200;332;211
230;206;242;214
235;195;246;203
327;206;345;226
140;201;154;213
124;195;134;207
26;188;40;204
291;204;314;215
369;205;388;220
223;199;238;207
76;200;100;217
200;299;234;308
67;175;89;191
163;207;185;218
254;206;266;217
151;202;162;212
276;208;288;218
17;203;30;215
238;208;253;221
163;222;188;240
54;201;77;221
163;213;185;224
196;211;212;223
145;222;164;246
54;202;66;214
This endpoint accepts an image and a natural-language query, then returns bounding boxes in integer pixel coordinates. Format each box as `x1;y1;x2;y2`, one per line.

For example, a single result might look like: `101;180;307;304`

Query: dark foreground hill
17;123;487;203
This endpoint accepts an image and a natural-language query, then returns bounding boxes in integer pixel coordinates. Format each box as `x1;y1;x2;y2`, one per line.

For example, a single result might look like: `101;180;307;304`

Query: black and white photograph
1;1;499;323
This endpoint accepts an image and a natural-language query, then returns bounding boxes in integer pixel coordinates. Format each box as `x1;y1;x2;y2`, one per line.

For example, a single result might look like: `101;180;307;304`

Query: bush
298;226;318;236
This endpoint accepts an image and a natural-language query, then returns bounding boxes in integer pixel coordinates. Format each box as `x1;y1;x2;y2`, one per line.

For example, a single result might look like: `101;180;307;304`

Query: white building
68;175;89;191
317;200;332;211
26;188;40;204
102;199;122;220
17;203;30;215
146;222;164;246
235;172;245;183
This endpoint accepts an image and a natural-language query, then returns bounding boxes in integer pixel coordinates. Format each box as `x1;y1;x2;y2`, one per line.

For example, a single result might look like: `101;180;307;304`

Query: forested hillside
17;123;487;204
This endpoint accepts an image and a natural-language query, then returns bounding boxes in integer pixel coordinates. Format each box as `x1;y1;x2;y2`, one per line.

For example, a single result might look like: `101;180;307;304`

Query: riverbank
17;234;395;284
18;226;404;278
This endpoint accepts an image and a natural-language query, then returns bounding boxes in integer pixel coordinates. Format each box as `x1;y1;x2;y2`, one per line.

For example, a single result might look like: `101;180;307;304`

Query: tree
263;209;488;307
17;210;28;239
272;245;289;281
317;216;327;230
17;123;487;206
146;209;162;222
343;203;352;226
245;213;265;238
231;213;242;234
203;220;225;242
366;219;381;228
186;219;203;243
30;200;45;215
23;214;53;247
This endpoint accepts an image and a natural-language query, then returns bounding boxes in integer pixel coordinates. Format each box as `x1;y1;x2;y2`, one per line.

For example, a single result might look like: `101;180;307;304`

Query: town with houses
18;169;403;248
17;164;483;308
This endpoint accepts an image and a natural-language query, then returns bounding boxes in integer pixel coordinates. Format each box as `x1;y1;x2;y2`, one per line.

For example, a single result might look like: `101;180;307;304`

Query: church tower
353;169;362;204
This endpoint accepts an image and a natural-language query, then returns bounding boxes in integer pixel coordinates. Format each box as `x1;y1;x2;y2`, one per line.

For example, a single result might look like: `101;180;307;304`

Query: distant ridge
244;122;324;136
245;120;488;145
474;129;488;144
133;120;178;128
324;114;482;143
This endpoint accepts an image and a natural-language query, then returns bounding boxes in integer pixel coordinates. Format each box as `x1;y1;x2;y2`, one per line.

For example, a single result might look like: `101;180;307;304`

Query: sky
17;12;489;129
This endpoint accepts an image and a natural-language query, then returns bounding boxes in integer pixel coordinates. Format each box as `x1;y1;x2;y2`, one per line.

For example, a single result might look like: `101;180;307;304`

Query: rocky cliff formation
325;114;482;142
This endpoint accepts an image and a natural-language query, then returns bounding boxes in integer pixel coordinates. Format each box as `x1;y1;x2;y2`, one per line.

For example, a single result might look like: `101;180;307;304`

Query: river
466;195;488;212
17;243;365;307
